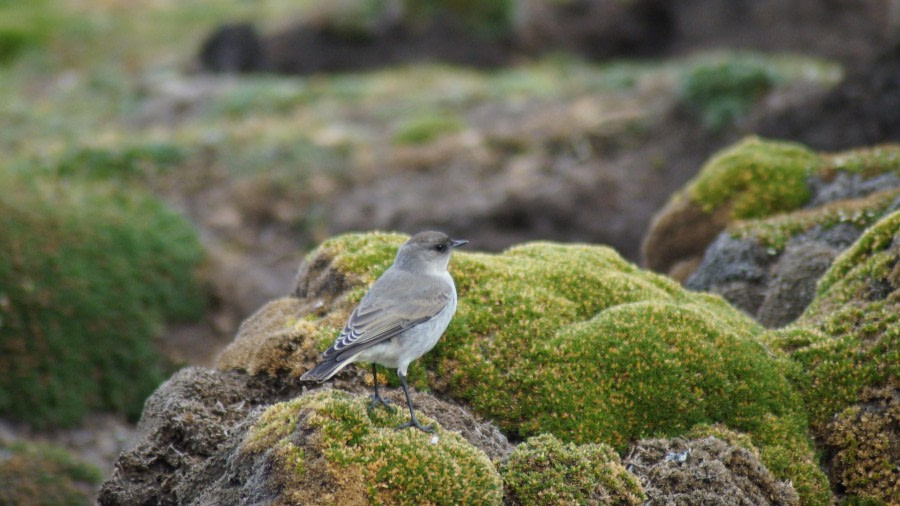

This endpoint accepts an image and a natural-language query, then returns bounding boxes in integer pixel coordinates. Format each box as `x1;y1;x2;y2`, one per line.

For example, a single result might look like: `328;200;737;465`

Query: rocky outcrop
98;367;509;504
642;138;900;287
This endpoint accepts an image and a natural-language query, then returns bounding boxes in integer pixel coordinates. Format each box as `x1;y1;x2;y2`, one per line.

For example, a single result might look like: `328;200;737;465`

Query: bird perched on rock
301;231;467;432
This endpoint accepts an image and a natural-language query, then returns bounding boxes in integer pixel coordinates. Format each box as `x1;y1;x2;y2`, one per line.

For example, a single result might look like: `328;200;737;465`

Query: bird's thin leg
395;372;434;433
367;364;395;413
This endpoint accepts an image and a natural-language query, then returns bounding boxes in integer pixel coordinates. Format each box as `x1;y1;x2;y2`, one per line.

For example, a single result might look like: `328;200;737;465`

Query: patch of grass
393;111;465;145
51;142;186;180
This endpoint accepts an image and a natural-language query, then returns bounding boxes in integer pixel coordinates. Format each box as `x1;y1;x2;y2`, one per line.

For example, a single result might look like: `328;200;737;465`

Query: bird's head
395;231;467;273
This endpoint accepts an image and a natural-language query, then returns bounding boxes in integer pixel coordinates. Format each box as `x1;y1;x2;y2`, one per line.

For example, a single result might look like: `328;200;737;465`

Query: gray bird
300;231;467;432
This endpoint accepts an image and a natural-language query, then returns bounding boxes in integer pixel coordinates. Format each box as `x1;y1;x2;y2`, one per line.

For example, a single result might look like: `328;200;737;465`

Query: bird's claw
396;419;435;433
368;394;395;414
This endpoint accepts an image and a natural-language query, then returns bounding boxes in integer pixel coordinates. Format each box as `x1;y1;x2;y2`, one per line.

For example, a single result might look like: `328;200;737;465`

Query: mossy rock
770;210;900;430
684;189;900;328
0;440;102;506
0;174;206;427
240;389;502;505
764;210;900;503
641;137;900;279
500;433;644;505
218;231;830;504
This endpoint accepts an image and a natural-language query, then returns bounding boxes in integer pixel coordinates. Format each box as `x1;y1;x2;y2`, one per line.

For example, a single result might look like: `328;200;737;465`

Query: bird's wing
323;270;452;362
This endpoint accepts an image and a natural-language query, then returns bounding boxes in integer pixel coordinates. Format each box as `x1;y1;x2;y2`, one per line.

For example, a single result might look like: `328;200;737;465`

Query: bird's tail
299;358;350;383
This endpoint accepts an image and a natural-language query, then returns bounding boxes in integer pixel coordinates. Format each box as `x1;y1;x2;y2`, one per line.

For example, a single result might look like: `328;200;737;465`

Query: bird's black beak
451;239;468;249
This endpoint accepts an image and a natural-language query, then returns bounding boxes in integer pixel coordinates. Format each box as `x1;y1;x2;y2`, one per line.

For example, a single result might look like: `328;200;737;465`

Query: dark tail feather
300;358;347;382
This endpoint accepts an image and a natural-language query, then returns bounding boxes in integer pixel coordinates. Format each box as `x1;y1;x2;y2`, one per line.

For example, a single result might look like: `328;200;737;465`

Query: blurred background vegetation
2;0;894;503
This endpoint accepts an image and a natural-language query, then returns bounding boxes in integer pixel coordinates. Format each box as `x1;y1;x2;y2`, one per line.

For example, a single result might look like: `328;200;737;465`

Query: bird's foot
396;418;434;433
368;393;395;414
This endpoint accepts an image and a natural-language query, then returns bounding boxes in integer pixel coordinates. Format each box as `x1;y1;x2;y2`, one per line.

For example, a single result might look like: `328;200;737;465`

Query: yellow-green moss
686;138;900;223
275;232;829;504
500;433;644;505
0;440;102;506
689;137;821;219
241;389;502;505
729;188;900;252
825;396;898;504
824;145;900;178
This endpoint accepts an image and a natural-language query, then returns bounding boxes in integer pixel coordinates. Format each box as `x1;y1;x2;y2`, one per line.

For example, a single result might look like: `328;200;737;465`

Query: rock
666;0;896;66
624;435;799;506
198;23;267;74
685;186;900;327
757;43;900;150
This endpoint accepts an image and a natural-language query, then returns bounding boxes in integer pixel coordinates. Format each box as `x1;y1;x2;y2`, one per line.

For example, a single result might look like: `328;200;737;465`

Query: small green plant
242;390;503;504
681;59;776;130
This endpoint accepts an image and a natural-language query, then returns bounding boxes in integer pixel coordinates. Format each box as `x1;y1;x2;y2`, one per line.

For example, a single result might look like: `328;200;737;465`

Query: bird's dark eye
435;244;446;252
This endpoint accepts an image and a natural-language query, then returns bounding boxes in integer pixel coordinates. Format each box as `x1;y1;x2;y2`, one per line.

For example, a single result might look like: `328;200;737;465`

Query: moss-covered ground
222;232;831;504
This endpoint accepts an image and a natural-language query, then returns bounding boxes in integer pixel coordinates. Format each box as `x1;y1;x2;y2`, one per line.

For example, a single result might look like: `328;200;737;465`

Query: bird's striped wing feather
323;272;451;362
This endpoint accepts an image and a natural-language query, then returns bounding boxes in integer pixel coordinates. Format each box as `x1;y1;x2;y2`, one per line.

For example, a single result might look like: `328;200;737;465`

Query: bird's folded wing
324;277;452;362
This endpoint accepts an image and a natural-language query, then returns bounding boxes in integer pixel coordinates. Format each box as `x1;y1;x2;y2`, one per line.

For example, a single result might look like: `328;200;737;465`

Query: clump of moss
681;58;777;130
824;389;898;504
689;137;821;219
220;231;830;504
500;433;644;505
625;434;804;505
241;389;502;505
0;440;102;506
0;174;206;427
